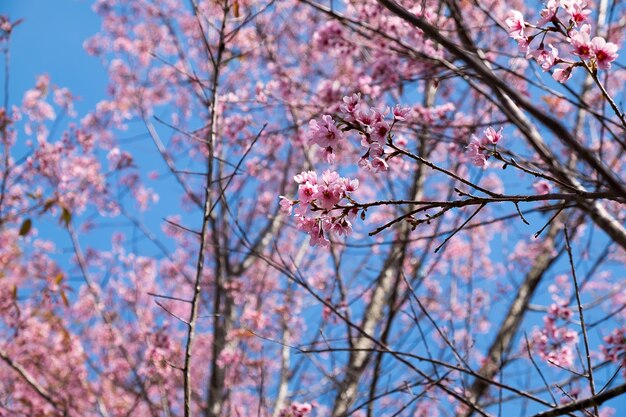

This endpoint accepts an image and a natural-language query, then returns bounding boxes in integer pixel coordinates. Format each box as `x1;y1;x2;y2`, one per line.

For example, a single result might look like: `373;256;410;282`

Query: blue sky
1;0;184;257
2;0;106;113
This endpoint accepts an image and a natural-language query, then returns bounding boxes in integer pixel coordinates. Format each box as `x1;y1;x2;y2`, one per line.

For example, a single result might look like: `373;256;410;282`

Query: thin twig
564;228;598;416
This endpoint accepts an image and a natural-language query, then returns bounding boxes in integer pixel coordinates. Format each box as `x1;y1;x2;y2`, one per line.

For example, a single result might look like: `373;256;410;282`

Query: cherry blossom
530;44;559;71
279;402;313;417
465;126;503;167
603;328;626;376
531;304;579;367
0;2;624;417
552;65;574;83
505;10;526;40
283;169;359;246
570;25;593;59
591;36;619;69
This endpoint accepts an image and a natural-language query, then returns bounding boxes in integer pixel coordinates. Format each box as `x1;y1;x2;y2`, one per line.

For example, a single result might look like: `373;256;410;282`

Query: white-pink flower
309;114;343;149
562;0;591;25
340;93;361;116
392;104;411;121
370;120;390;144
371;156;389;172
570;24;593;59
532;180;552;195
279;402;313;417
538;0;559;26
484;126;503;145
294;170;317;185
591;36;618;70
505;10;526;40
279;196;293;214
315;183;341;210
530;44;559;71
466;136;488;168
552;65;573;83
298;182;318;205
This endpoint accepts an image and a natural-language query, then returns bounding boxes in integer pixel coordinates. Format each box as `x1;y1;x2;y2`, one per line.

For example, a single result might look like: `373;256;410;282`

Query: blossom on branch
282;170;359;246
466;126;503;168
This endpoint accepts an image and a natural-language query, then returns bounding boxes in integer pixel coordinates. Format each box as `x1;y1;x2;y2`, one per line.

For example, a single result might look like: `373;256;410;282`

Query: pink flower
309;114;343;149
341;177;359;192
466;135;489;168
516;37;531;55
570;25;593;59
294;171;317;185
298;182;318;205
279;402;313;417
532;180;552;195
530;44;559;71
484;126;503;145
591;37;618;70
467;136;487;168
370;120;390;144
392;104;411;121
548;303;573;321
321;169;340;185
330;218;353;236
538;0;559;26
505;10;526;40
355;108;375;126
552;65;574;83
296;216;329;247
340;93;361;116
313;20;345;51
465;126;501;167
287;170;359;243
358;157;371;170
602;328;626;370
322;146;336;164
371;156;389;172
315;183;341;210
562;0;591;25
530;306;579;368
279;196;293;214
107;147;133;170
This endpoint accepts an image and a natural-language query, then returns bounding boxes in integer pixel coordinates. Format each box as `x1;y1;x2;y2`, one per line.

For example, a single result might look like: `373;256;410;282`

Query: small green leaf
60;207;72;227
19;219;32;236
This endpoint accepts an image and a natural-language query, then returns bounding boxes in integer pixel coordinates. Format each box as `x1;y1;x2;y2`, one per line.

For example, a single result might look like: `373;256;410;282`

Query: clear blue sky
1;0;107;113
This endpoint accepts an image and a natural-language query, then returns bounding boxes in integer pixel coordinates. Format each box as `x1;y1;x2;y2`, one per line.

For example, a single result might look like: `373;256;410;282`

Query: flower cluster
309;115;344;163
279;402;313;417
280;170;359;247
465;126;503;168
505;0;619;82
530;303;578;367
602;328;626;376
308;93;410;170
